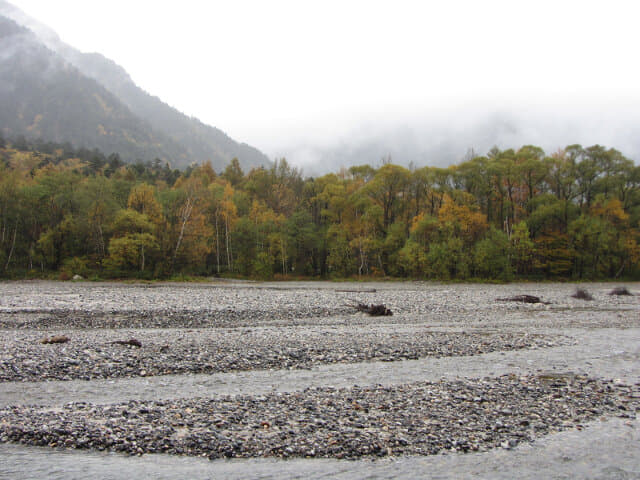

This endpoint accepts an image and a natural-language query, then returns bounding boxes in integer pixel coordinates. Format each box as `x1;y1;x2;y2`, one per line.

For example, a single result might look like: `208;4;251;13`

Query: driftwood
40;335;70;344
346;302;393;316
496;295;546;304
112;339;142;348
609;286;632;296
571;288;593;301
335;288;377;293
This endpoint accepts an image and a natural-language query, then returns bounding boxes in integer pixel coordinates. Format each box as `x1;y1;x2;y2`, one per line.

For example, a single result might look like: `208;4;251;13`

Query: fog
4;0;640;173
267;97;640;174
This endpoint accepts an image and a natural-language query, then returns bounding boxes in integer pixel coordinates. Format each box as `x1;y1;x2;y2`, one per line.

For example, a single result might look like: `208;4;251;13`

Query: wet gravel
2;416;639;480
0;280;638;472
0;374;637;460
0;328;562;382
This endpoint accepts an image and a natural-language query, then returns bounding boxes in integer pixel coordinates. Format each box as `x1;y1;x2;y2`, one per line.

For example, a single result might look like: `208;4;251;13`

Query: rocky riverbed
1;375;637;460
0;280;638;479
0;327;562;382
0;280;637;330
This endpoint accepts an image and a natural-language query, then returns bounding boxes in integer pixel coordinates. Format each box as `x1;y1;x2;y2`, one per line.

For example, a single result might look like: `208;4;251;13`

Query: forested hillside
0;10;270;170
0;137;638;280
0;16;185;161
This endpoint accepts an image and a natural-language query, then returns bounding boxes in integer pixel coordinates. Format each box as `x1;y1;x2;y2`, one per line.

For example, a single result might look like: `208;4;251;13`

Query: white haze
5;0;640;172
274;98;640;174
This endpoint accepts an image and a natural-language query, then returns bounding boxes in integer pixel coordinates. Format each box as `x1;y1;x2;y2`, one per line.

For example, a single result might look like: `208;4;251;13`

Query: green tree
473;228;512;280
105;209;159;274
363;164;410;230
221;158;244;186
510;221;535;275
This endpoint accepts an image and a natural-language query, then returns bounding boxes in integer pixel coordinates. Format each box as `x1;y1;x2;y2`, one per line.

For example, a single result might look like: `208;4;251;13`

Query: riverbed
0;280;638;478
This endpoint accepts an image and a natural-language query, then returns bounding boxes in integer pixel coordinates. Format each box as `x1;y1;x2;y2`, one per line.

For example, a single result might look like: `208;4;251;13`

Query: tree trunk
358;238;366;277
281;236;286;275
214;213;220;274
225;217;232;271
173;198;193;268
4;223;17;271
95;224;106;258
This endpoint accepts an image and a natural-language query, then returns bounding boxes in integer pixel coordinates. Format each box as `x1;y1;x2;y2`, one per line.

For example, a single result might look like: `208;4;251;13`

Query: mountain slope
0;1;269;169
66;51;269;170
0;16;188;162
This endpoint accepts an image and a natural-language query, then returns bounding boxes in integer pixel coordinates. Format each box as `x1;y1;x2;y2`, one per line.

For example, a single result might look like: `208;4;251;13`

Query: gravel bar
2;416;638;480
0;327;562;382
0;281;637;331
1;375;637;460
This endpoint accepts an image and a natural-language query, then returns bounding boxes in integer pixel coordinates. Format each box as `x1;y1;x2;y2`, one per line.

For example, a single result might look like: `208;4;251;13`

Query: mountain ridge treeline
1;137;638;280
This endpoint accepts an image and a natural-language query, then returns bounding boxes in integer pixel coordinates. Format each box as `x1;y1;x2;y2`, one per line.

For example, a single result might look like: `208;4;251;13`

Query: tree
285;209;319;276
205;180;238;274
363;164;410;231
105;209;159;274
326;225;355;277
83;176;119;260
515;145;549;215
426;238;468;280
220;182;238;271
454;157;494;222
437;195;488;246
0;166;22;272
473;228;512;280
1;137;639;281
105;233;160;275
510;221;535;275
546;149;578;232
166;176;212;273
570;145;599;210
127;183;163;225
221;158;244;186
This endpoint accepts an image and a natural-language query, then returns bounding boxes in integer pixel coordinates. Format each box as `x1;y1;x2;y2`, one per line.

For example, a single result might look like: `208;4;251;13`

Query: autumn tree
104;209;160;275
1;136;638;280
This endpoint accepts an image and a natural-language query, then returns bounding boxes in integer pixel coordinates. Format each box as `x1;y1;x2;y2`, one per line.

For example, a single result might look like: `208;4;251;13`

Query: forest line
0;137;639;280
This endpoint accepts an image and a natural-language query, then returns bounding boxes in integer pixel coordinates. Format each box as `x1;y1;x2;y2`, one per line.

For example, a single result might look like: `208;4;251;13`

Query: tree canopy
1;139;639;280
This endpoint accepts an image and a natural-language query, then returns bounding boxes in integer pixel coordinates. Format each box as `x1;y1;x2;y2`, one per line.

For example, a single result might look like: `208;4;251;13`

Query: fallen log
346;302;393;316
112;339;142;348
571;288;593;301
40;335;70;344
496;295;546;304
335;288;377;293
609;286;632;296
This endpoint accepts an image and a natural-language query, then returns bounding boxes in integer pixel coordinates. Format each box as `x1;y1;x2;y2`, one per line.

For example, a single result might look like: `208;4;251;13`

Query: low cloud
268;99;640;175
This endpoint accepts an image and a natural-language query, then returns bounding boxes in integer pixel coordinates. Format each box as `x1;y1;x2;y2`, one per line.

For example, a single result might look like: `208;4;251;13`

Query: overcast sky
7;0;640;166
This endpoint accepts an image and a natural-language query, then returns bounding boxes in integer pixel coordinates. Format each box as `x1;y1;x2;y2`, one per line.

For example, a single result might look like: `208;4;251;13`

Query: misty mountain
57;45;269;171
0;1;269;170
0;16;181;162
279;116;532;173
281;108;640;175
